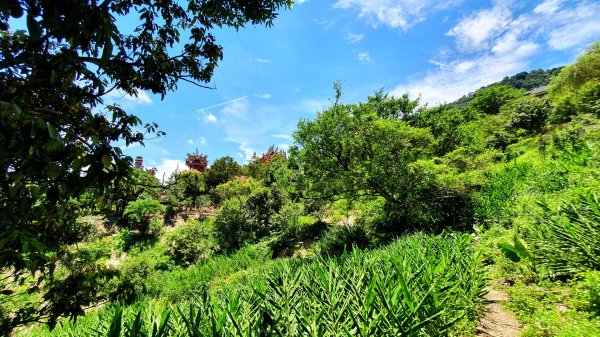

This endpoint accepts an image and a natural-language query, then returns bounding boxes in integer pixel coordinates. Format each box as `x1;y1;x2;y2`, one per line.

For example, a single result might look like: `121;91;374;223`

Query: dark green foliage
166;170;208;210
0;0;291;331
498;68;562;90
213;186;283;252
205;156;241;189
165;220;216;266
316;224;371;256
213;197;249;252
101;169;161;218
113;246;173;303
406;105;479;155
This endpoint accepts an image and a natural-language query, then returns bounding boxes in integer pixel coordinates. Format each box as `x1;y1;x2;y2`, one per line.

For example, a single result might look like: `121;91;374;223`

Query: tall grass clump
36;233;484;336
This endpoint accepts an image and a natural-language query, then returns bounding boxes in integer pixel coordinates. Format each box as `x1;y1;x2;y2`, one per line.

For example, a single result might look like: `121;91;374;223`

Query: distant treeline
450;67;563;108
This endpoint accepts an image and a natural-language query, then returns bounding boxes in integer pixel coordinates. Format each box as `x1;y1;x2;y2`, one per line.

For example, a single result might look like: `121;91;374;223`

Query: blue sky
106;0;600;179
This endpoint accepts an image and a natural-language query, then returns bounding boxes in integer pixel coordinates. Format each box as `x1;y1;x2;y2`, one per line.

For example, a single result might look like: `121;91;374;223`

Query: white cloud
346;33;365;43
203;112;218;123
272;134;293;140
278;143;290;151
186;139;194;145
534;0;563;15
333;0;462;30
392;0;600;105
447;3;512;52
358;52;372;63
255;93;272;99
391;41;539;105
294;87;301;92
254;58;272;64
154;159;186;183
198;137;207;146
296;0;308;4
544;1;600;50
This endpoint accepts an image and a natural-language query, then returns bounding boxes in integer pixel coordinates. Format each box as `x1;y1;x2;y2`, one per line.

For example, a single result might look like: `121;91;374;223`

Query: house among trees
526;85;548;97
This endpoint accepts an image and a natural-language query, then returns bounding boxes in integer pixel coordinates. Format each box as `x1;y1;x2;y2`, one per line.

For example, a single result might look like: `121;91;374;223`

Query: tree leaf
102;155;112;168
47;122;59;139
498;243;521;263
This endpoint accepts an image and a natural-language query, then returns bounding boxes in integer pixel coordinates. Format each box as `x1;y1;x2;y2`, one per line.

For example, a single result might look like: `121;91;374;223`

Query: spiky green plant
75;233;485;337
536;193;600;274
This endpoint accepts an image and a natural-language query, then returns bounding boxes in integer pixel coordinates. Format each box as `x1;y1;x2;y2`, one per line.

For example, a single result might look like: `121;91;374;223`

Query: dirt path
476;288;521;337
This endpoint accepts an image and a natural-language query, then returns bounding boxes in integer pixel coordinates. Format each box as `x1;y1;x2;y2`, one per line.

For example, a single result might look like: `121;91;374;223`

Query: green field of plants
1;1;600;335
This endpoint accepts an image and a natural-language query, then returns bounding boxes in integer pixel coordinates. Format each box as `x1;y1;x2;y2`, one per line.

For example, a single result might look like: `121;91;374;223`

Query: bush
505;96;550;132
113;245;173;303
213;197;249;252
213;177;261;202
123;198;166;234
469;84;523;115
316;224;371;256
271;202;324;256
165;220;216;265
574;80;600;117
574;271;600;316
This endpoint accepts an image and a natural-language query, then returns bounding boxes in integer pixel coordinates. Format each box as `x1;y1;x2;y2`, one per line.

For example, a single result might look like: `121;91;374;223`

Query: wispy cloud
202;112;218;123
446;3;512;52
358;52;372;64
346;33;365;43
333;0;462;30
392;0;600;105
272;134;293;140
254;58;272;64
255;93;272;99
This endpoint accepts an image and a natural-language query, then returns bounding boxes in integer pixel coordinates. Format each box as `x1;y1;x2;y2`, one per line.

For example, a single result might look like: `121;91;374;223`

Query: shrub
316;224;371;256
165;220;216;265
469;84;523;115
113;245;172;303
574;270;600;316
213;197;249;252
505;96;550;132
574;80;600;117
213;177;261;202
123;198;166;234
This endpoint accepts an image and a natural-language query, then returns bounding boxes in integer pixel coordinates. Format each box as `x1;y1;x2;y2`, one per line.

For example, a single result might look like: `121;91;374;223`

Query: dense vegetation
1;1;599;335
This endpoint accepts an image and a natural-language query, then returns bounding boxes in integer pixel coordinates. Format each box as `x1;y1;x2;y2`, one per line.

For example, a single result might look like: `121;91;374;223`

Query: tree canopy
0;0;291;331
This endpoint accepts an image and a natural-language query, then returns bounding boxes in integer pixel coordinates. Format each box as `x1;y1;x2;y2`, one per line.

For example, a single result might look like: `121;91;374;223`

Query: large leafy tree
0;0;291;331
205;155;241;189
294;86;452;229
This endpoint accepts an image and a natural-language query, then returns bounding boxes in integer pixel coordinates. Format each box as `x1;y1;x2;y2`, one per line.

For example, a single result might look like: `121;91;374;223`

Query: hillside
4;42;600;337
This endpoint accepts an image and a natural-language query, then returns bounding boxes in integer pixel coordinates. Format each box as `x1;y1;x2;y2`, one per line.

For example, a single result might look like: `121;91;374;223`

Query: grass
504;277;600;337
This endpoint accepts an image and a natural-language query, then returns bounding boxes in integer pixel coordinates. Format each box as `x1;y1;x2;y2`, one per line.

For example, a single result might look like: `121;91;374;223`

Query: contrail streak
196;96;249;112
